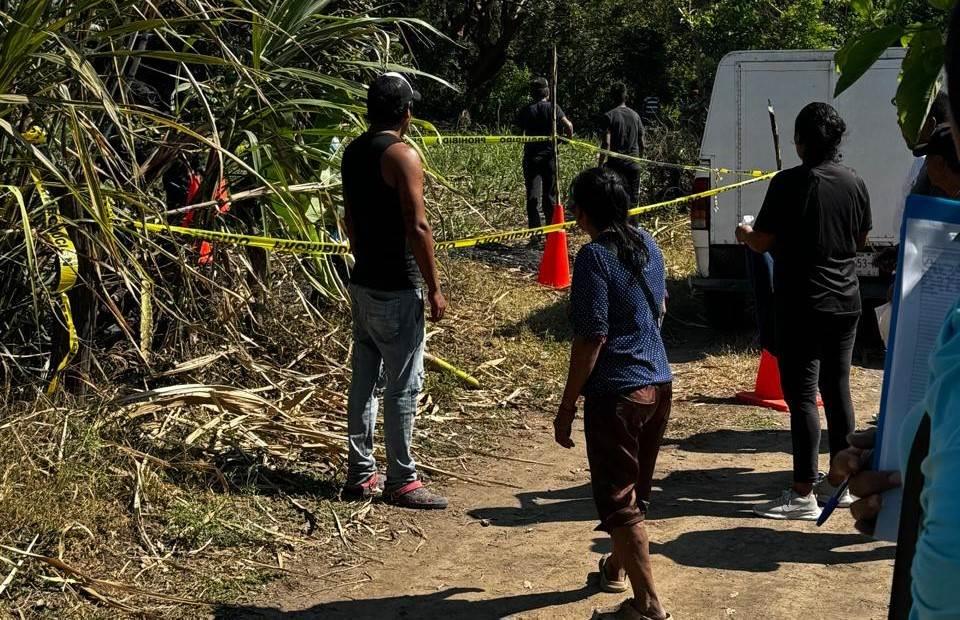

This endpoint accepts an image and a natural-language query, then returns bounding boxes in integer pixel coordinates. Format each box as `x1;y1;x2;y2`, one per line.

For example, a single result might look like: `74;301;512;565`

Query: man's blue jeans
346;283;424;489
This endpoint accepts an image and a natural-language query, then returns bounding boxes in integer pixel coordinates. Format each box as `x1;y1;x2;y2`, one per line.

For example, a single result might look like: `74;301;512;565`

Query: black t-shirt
754;161;872;315
600;105;644;163
515;100;566;159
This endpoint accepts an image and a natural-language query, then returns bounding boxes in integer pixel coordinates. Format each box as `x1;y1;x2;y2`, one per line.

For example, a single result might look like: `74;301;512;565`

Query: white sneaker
752;489;822;521
816;480;856;508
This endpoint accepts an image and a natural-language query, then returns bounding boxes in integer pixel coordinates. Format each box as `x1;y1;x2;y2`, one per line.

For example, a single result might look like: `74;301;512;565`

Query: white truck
692;48;913;326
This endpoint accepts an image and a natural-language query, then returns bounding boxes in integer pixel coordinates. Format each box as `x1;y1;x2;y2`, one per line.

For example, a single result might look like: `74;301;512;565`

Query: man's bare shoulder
382;141;422;176
382;140;418;162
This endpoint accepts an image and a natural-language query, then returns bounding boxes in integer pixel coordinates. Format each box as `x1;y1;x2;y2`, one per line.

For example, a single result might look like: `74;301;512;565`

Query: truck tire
703;290;749;330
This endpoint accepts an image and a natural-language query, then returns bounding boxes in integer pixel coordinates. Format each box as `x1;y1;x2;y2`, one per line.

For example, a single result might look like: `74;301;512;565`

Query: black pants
605;160;641;207
777;310;859;484
523;154;557;228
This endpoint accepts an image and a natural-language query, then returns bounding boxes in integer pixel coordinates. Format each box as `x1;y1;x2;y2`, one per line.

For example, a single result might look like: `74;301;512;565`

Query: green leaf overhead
896;28;945;147
834;24;905;97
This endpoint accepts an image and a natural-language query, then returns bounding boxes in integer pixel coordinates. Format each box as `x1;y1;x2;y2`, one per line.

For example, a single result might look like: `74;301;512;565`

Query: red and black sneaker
384;480;448;510
342;472;385;501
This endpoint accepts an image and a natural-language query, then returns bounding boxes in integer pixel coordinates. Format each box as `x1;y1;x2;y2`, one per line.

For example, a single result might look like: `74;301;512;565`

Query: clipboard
873;194;960;541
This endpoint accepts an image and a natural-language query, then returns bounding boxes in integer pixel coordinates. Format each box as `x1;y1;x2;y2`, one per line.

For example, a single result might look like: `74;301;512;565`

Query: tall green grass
420;138;593;240
419;125;698;243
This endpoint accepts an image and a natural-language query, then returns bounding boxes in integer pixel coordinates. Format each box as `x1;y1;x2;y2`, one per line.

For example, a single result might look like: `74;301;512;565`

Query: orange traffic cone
538;203;571;288
735;349;824;412
736;349;788;412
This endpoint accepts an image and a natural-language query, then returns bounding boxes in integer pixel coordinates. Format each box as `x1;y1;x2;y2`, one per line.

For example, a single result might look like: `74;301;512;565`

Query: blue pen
816;476;851;527
817;449;871;527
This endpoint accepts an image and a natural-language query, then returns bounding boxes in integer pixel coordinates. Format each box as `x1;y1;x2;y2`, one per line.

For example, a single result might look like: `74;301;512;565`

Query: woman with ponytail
554;168;672;620
737;102;872;521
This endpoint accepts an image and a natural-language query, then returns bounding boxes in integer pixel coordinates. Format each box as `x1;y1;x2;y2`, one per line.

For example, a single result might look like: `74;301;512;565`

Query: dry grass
0;243;578;617
0;136;708;618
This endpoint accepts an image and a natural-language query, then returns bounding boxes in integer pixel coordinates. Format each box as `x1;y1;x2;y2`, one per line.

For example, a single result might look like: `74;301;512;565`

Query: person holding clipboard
826;11;960;616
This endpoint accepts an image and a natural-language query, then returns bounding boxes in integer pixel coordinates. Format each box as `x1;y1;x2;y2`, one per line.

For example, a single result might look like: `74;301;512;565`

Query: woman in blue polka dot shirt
554;168;673;620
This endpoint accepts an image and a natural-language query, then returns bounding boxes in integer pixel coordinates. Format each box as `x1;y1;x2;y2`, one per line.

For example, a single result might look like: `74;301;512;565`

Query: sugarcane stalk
424;353;480;389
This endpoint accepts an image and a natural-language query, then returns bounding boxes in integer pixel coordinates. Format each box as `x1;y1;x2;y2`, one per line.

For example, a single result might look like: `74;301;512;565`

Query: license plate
855;253;879;277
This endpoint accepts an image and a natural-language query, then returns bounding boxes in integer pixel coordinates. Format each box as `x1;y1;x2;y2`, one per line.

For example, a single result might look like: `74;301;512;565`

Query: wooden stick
417;461;522;489
0;535;37;595
552;45;561;203
467;448;554;467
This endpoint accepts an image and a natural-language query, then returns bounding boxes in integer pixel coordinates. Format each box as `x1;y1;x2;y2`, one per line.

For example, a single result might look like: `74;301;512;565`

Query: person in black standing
340;73;449;510
736;102;871;521
515;77;574;233
599;83;645;207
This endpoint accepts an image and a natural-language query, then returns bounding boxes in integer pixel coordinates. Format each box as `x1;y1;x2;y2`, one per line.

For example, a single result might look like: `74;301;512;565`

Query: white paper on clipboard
873;195;960;541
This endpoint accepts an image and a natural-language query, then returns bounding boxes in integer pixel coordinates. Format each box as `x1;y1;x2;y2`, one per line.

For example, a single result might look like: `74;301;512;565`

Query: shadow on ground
155;451;342;502
662;429;791;455
647;527;895;572
496;297;572;342
212;585;595;619
467;482;597;526
494;278;755;350
462;471;893;575
461;242;564;274
467;465;818;526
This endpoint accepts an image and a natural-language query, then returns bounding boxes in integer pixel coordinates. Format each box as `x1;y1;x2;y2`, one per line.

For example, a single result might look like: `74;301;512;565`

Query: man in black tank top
340;73;448;509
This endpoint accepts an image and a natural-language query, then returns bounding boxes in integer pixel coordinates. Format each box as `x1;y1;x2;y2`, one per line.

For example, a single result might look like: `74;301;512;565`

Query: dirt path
216;364;894;620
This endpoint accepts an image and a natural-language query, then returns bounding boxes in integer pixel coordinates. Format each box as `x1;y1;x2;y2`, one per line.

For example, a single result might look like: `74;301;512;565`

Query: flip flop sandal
598;554;629;593
384;480;448;510
591;599;672;620
342;472;384;501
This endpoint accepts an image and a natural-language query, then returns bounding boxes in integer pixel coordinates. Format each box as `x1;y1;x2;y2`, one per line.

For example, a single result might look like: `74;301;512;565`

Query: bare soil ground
212;286;895;620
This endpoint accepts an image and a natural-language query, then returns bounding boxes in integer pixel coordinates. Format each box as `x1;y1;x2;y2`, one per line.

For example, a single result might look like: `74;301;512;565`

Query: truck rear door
722;60;832;245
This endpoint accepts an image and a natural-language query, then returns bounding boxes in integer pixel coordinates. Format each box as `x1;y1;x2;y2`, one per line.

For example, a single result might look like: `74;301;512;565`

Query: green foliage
0;0;436;394
484;61;533;128
834;24;906;94
406;0;878;128
417;123;697;247
681;0;841;51
405;0;947;140
897;27;947;143
852;0;877;18
835;0;955;146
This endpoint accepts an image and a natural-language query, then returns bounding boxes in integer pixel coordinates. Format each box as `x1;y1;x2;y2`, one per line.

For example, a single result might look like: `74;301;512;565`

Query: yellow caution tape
31;171;80;395
416;135;551;145
437;171;776;250
629;171;778;217
21;126;47;145
130;221;352;256
559;137;769;178
124;171;776;256
434;220;570;250
46;293;77;395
